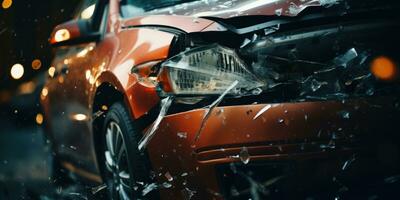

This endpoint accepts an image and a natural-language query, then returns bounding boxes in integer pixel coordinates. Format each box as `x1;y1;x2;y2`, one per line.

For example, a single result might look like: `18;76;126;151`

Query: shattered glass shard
240;38;251;48
162;182;172;188
333;48;358;68
366;88;375;96
311;79;328;92
92;110;104;120
138;97;173;151
319;0;342;8
339;111;350;119
253;104;272;120
192;81;239;143
251;34;258;42
251;87;263;95
264;24;280;35
91;183;107;194
275;8;283;16
181;187;196;200
342;154;356;170
142;183;158;196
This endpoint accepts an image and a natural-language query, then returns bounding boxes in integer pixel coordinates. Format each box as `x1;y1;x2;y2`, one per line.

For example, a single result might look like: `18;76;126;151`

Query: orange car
41;0;400;199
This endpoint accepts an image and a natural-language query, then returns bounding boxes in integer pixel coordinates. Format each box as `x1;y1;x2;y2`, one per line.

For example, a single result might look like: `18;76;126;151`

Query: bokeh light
54;29;70;42
81;4;95;19
70;113;88;121
2;0;12;9
35;113;44;125
370;56;397;81
10;63;24;80
31;59;42;70
48;66;55;77
41;87;48;97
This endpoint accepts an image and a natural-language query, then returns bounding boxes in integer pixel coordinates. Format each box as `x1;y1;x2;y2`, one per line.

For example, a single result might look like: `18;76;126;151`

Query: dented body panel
41;0;400;199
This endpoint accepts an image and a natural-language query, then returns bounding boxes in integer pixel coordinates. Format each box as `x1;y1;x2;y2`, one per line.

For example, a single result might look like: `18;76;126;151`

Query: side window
120;0;145;18
72;0;108;35
73;0;98;20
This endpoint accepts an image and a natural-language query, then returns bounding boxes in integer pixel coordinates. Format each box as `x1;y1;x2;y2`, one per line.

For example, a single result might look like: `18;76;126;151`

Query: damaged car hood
146;0;340;18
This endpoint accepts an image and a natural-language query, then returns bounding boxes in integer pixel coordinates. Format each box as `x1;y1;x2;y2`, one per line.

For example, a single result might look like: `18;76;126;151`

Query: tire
101;102;157;200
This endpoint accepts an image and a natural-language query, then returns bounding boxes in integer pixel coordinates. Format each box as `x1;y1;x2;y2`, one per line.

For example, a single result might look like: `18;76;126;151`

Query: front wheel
101;102;156;200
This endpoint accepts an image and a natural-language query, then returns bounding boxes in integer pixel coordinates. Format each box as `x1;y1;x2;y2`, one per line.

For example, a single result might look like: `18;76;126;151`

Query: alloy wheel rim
104;121;133;200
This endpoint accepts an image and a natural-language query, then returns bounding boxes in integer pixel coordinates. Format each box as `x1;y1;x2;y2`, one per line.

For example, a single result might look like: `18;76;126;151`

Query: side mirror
49;19;100;47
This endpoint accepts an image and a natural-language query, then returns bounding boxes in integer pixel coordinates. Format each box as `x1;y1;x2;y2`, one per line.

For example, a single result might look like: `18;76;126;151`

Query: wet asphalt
0;122;51;199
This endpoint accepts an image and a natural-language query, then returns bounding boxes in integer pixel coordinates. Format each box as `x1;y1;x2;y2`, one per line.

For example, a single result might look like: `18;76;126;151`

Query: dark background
1;1;85;199
0;0;79;93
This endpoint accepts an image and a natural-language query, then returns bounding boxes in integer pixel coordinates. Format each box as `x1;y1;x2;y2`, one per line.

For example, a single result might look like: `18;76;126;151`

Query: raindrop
192;18;200;23
216;108;224;116
177;132;187;139
340;111;350;119
366;88;374;96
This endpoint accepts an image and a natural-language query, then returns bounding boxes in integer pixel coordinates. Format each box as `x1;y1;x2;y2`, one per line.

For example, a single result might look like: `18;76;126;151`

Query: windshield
121;0;197;18
121;0;400;19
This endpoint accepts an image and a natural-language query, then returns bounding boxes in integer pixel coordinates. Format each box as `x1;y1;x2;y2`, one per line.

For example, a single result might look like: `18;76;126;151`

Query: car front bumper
145;97;400;199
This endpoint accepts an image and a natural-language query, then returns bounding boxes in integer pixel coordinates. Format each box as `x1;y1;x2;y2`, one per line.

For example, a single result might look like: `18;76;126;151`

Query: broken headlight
157;44;265;96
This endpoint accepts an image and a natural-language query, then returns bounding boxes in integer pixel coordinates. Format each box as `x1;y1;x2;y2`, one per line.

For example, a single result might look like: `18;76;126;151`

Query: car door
48;0;107;174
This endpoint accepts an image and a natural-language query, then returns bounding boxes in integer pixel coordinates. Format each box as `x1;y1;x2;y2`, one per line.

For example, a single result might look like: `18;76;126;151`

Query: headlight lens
157;44;265;96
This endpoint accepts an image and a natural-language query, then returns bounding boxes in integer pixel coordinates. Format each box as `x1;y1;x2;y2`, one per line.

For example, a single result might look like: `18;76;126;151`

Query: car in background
41;0;400;199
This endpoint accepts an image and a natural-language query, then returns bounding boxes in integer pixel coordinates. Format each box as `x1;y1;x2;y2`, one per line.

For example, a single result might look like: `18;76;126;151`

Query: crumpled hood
147;0;340;18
